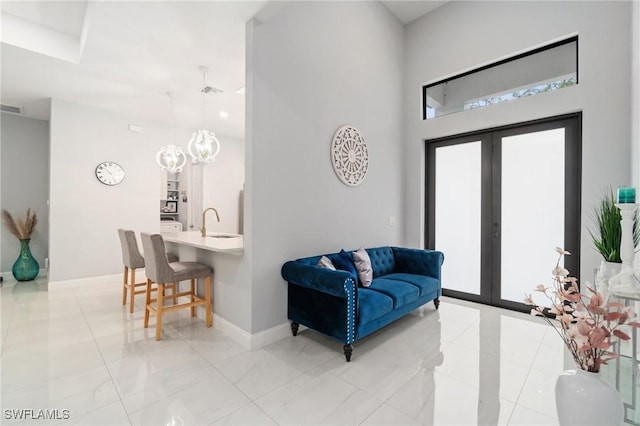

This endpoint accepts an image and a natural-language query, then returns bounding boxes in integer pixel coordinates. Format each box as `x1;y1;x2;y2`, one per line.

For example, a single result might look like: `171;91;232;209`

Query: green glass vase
12;238;39;281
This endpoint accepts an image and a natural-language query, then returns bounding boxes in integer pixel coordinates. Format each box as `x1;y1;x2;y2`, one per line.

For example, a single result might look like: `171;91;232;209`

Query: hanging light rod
157;92;187;173
188;66;221;165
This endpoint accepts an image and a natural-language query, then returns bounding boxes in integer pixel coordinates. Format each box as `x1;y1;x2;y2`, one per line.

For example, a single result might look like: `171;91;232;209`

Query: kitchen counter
161;231;243;255
160;230;249;345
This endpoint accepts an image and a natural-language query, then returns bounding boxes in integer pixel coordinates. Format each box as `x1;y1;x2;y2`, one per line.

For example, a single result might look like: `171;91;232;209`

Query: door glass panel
435;142;482;295
500;129;565;306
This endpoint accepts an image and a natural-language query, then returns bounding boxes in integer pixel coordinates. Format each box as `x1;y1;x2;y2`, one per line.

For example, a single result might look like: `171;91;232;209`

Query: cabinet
166;179;179;201
160;171;180;220
160;221;183;232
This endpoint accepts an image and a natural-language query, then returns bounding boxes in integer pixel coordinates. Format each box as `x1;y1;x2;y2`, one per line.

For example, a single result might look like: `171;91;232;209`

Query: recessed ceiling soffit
0;0;92;63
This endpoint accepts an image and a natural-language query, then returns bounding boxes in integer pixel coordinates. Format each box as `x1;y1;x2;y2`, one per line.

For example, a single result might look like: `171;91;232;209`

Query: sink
207;234;240;239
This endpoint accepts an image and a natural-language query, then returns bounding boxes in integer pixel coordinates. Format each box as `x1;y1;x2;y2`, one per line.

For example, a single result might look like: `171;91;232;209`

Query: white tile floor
0;277;635;425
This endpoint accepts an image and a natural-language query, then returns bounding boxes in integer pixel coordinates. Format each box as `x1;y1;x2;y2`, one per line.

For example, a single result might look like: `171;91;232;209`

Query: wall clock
95;161;125;186
331;125;369;186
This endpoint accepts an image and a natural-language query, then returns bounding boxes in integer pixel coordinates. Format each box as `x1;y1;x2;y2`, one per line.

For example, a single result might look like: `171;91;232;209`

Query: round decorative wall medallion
331;125;369;186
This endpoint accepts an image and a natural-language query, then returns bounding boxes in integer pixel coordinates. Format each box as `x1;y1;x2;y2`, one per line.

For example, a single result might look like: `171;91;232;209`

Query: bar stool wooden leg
144;278;152;328
205;276;212;327
173;282;178;305
129;268;137;313
122;266;129;306
156;283;164;340
190;279;196;317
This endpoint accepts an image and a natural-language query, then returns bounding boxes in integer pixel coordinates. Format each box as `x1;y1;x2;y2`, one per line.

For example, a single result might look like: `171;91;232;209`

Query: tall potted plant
2;208;39;281
589;187;640;294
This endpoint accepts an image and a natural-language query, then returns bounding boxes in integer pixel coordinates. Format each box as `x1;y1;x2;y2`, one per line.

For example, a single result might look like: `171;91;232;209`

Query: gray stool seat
118;229;177;313
141;233;213;340
169;262;213;281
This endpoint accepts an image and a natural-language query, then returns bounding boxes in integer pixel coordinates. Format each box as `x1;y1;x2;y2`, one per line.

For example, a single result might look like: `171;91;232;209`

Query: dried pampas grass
2;208;38;240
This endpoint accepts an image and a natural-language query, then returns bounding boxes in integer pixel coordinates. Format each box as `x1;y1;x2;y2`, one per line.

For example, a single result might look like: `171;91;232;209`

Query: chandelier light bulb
157;144;187;173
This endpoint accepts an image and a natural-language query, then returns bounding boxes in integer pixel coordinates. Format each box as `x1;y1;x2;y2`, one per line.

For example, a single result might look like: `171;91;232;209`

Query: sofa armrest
281;261;355;298
391;247;444;280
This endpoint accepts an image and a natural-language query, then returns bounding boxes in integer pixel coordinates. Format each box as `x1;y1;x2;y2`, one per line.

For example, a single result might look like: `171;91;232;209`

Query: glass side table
609;292;640;425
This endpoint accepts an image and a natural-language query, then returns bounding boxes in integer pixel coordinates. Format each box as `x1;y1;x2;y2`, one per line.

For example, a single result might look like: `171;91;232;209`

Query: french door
426;114;581;311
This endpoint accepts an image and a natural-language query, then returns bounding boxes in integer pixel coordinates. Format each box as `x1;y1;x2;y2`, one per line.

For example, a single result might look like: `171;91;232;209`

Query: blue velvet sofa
281;246;444;361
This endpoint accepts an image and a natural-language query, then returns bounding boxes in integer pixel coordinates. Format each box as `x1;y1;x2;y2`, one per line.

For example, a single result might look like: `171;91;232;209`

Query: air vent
201;86;224;95
0;104;24;115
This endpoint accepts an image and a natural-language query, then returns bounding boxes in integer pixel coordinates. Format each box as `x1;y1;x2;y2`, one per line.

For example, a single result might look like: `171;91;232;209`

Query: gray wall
48;99;245;282
201;135;245;235
633;0;640;208
633;0;640;268
49;99;165;281
247;1;404;332
0;112;49;276
404;1;634;279
31;1;640;337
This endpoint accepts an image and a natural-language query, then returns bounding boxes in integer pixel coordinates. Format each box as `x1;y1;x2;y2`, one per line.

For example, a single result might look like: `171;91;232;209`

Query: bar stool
117;229;177;313
140;232;213;340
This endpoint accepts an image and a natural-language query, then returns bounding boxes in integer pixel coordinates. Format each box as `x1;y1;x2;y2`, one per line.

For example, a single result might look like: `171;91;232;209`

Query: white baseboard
20;272;293;350
211;313;252;349
249;321;297;350
48;273;121;287
1;271;14;282
1;269;48;283
200;312;293;350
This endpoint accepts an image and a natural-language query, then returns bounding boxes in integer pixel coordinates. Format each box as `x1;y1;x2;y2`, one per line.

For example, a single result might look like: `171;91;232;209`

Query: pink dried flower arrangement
525;247;640;372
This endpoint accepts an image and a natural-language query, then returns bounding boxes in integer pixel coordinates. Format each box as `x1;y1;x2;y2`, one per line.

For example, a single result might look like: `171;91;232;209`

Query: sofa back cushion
367;247;396;277
297;255;323;266
296;247;396;278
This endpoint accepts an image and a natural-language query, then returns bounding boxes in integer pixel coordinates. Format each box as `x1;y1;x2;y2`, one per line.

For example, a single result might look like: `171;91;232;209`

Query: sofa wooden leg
291;322;299;336
434;298;440;310
343;344;353;362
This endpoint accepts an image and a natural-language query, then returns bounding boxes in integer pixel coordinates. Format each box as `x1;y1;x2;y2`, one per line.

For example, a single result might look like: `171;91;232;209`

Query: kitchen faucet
201;207;220;237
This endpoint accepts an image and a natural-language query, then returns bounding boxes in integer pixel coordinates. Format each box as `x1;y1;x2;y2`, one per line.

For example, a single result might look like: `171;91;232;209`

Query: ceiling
0;1;445;139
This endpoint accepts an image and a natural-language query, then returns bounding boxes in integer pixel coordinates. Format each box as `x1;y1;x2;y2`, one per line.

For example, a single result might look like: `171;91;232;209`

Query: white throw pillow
352;247;373;287
317;255;336;270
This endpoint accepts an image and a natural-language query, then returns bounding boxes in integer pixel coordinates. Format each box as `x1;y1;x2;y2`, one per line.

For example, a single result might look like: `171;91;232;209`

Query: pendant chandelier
157;92;187;173
156;145;186;173
188;66;220;164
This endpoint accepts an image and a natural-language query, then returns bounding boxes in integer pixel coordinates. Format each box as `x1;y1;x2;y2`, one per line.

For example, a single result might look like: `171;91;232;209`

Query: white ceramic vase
555;368;623;426
596;261;623;302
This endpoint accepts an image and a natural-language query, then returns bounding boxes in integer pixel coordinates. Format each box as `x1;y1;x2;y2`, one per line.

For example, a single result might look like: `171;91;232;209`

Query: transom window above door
423;36;578;119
